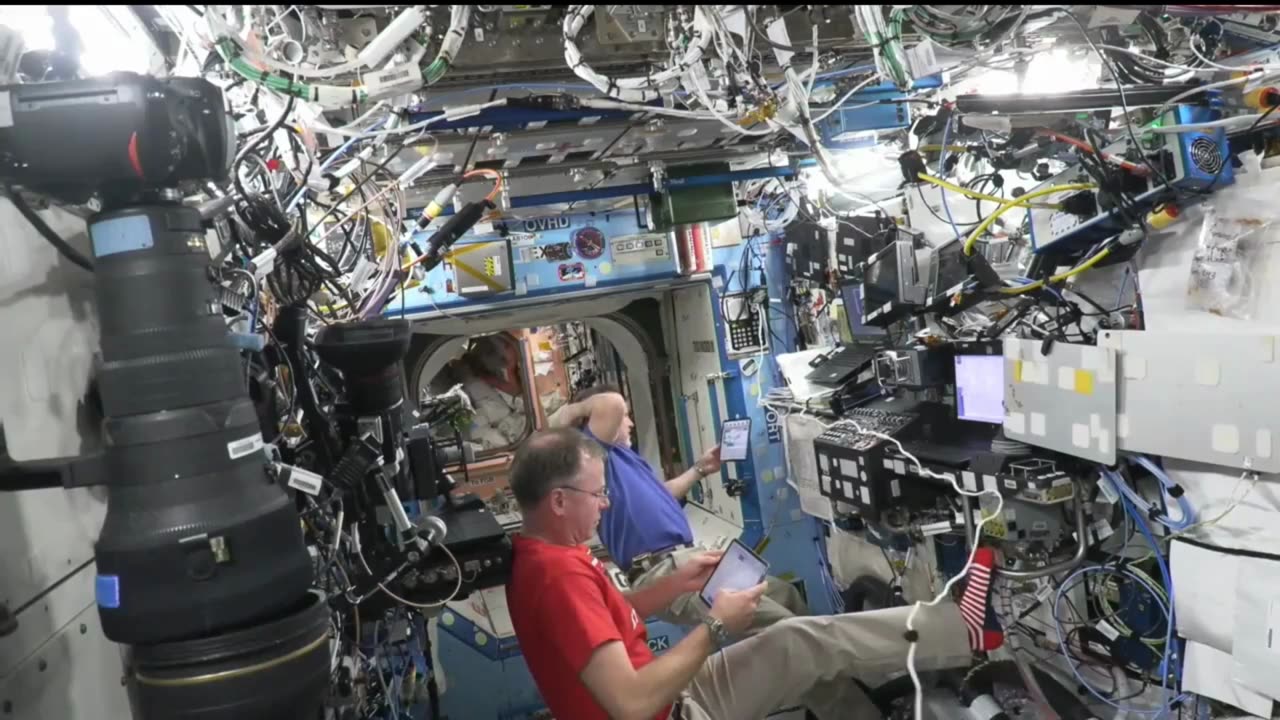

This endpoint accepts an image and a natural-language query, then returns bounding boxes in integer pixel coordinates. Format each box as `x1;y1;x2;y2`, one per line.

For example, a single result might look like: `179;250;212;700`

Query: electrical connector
415;182;461;230
1061;190;1098;218
421;199;495;269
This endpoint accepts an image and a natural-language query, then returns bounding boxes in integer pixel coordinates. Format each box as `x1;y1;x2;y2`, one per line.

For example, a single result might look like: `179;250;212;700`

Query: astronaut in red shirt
506;429;974;720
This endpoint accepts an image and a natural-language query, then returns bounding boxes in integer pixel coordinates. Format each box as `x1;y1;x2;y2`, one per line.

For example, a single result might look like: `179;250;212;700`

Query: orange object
1147;204;1181;231
1244;86;1280;112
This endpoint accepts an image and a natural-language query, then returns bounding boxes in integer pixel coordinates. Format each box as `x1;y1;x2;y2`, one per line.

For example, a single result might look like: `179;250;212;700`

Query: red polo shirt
507;534;672;720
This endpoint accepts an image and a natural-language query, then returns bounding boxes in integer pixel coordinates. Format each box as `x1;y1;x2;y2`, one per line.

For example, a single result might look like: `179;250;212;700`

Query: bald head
510;428;606;509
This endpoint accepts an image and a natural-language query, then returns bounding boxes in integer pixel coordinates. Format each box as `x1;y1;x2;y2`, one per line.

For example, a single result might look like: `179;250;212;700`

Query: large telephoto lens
89;202;312;645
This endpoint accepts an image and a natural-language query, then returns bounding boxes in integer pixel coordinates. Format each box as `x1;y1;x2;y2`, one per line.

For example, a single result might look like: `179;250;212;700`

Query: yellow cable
961;181;1099;255
998;248;1113;295
917;173;1064;210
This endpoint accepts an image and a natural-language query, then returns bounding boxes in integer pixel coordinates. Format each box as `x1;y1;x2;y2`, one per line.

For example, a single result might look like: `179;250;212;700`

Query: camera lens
127;591;331;720
89;204;312;644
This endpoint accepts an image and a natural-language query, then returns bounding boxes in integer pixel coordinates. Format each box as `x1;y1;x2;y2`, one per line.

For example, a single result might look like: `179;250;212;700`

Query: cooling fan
1166;104;1234;191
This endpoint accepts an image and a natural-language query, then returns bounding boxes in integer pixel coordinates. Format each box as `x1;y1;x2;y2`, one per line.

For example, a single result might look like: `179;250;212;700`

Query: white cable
236;5;429;79
1148;113;1265;133
353;521;464;609
562;5;712;103
306;100;504;138
1095;44;1208;75
812;72;884;123
1155;71;1267;119
1190;34;1247;73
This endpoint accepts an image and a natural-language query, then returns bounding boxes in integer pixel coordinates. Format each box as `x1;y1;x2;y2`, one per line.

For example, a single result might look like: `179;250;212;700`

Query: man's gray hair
509;428;606;509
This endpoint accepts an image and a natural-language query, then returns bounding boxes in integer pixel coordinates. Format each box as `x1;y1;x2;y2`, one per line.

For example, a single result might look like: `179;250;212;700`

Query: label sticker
288;469;323;497
227;433;265;460
364;64;425;99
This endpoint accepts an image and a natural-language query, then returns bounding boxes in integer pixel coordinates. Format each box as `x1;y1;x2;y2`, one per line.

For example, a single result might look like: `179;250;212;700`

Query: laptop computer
806;282;889;386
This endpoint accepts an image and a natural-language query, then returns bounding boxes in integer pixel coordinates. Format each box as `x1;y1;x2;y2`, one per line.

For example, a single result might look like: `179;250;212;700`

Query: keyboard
806;344;881;386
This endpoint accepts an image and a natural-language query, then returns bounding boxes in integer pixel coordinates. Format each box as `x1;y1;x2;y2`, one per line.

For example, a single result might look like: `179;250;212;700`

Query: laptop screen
840;282;888;342
955;354;1005;424
929;240;970;302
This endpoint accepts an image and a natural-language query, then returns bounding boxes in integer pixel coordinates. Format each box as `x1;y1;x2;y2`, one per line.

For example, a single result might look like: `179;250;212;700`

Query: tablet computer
699;539;769;606
720;418;752;462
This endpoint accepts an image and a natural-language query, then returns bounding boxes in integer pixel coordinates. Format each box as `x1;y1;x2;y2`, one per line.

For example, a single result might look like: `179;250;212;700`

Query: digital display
841;283;888;339
861;245;900;313
700;540;770;606
930;240;970;300
955;354;1006;424
720;419;751;462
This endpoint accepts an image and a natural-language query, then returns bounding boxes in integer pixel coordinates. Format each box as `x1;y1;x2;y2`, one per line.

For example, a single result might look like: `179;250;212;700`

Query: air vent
1189;136;1223;175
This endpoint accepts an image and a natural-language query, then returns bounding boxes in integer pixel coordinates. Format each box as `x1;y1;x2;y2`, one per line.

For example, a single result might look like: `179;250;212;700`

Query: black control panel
813;408;920;515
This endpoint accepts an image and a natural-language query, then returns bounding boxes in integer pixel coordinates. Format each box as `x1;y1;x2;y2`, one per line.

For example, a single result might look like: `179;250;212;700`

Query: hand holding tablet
719;418;752;462
700;539;769;606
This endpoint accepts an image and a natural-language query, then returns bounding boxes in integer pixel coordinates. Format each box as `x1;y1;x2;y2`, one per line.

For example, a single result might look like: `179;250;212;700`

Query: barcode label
227;433;264;460
364;64;424;99
1095;619;1121;642
288;469;322;496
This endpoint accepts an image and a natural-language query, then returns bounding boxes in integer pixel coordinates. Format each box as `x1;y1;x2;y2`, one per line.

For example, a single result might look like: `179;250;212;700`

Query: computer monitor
954;354;1005;424
859;240;921;327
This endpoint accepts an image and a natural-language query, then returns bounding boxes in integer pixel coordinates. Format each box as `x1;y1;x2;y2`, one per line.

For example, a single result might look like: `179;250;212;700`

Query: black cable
7;189;93;271
234;96;296;201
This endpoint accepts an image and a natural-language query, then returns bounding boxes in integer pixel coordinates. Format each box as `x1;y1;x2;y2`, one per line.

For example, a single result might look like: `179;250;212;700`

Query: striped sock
959;547;1003;651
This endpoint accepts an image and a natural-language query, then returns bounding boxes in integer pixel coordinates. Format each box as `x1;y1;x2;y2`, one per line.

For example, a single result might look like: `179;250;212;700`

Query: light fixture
963;48;1098;96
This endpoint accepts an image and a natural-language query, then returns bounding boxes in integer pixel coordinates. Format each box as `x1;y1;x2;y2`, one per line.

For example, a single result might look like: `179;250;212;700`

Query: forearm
665;466;706;500
626;625;714;719
623;574;685;618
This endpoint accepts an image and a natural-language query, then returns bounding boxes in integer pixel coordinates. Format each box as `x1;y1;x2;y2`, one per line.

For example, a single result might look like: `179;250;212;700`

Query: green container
649;163;739;232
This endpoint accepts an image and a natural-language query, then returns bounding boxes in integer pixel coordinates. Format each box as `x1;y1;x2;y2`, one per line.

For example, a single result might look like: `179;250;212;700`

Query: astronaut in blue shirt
553;385;807;634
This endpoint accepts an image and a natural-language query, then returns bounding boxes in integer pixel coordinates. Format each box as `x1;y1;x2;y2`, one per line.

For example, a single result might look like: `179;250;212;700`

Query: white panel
0;599;130;720
670;285;741;528
0;200;126;720
1099;331;1280;472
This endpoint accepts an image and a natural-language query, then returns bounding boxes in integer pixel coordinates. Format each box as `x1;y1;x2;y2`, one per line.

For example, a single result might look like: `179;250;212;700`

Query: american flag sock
960;547;1003;652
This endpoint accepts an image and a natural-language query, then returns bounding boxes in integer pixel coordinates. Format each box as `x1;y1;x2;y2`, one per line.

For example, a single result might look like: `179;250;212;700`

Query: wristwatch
700;615;730;648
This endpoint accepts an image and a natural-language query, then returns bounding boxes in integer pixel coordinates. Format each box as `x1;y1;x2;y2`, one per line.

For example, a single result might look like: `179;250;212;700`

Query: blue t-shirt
585;429;693;571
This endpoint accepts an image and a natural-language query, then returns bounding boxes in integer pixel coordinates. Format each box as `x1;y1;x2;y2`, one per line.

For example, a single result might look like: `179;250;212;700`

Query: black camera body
0;72;234;203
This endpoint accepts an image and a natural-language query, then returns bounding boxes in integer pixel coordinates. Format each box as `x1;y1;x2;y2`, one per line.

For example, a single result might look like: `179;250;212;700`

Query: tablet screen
699;540;769;606
720;419;751;462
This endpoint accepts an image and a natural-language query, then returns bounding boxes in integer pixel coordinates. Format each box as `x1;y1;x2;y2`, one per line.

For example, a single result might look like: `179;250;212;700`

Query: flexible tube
918;173;1063;211
961;182;1098;255
997;248;1113;296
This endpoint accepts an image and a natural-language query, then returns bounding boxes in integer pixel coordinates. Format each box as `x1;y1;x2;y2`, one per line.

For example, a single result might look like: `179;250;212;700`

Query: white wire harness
562;5;712;104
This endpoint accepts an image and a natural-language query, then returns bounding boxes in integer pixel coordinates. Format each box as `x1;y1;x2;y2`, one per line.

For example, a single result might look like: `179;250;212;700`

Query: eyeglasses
557;485;610;500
